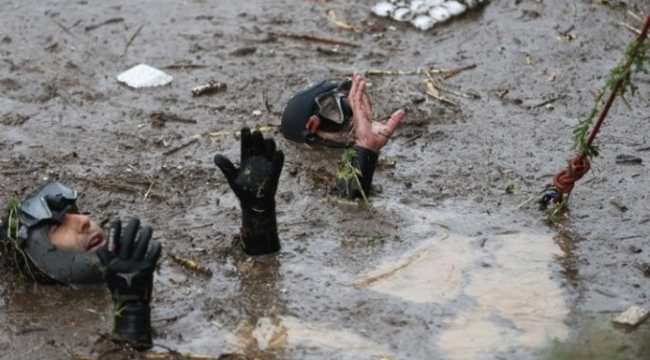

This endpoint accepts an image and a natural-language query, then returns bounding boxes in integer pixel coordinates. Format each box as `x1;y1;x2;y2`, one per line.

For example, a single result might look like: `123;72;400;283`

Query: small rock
410;94;426;104
230;46;257;56
612;305;650;327
615;154;642;165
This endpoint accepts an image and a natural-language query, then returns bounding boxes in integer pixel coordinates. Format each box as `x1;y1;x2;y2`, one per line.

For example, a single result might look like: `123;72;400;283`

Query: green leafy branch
572;38;650;159
6;198;19;240
337;148;370;207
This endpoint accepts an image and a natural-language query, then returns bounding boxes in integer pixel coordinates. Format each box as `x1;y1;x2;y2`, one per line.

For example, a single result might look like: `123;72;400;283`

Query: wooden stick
168;252;213;276
366;64;476;77
270;31;359;47
150;111;197;124
326;9;359;32
618;21;641;35
84;17;124;32
124;22;147;55
163;138;199;156
203;125;278;138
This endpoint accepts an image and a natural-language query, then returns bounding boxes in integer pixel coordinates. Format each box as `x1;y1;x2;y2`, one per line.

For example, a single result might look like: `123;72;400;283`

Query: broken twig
124;22;146;55
164;63;208;70
150;111;197;124
203;125;278;138
270;31;359;47
84;17;124;32
424;71;458;107
366;64;476;78
168;252;213;276
163;138;200;156
326;9;359;32
618;21;641;35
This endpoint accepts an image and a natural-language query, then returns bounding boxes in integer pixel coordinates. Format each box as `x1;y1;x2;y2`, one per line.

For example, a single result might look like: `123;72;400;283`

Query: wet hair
0;203;58;285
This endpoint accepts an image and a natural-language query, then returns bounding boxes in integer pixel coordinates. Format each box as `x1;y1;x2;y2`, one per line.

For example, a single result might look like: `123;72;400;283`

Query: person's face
47;213;105;252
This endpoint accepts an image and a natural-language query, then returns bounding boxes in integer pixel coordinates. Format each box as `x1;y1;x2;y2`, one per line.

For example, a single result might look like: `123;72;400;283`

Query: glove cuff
334;145;379;200
112;302;152;351
240;202;280;255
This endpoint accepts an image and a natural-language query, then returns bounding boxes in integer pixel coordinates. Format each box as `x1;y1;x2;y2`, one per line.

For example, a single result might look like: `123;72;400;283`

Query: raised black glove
334;145;379;200
97;218;162;351
213;127;284;255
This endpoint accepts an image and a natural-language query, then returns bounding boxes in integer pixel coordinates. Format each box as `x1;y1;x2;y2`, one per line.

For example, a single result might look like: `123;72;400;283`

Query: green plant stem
574;12;650;161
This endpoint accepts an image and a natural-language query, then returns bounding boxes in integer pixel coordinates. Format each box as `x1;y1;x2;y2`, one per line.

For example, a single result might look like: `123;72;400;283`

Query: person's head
12;181;105;285
280;79;354;147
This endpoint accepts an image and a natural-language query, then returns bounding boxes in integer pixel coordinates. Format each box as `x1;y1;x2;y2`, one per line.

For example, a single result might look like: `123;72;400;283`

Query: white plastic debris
411;15;437;31
392;7;414;22
442;0;466;16
372;2;396;17
425;0;445;6
612;306;650;327
117;64;173;88
429;6;451;22
371;0;490;31
410;0;430;14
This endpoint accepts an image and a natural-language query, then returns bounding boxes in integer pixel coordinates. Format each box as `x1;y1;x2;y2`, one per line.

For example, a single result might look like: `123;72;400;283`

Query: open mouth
86;232;106;252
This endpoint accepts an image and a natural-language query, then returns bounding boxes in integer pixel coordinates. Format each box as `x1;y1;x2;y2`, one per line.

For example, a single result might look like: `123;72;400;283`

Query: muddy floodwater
2;0;650;359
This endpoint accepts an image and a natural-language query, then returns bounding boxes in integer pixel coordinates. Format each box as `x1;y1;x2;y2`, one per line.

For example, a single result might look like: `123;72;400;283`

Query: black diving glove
334;145;379;200
97;218;162;351
213;127;285;255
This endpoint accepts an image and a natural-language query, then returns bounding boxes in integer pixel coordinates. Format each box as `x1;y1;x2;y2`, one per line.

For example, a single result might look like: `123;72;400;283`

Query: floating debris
615;154;643;165
371;2;396;17
191;80;227;97
168;251;213;276
612;305;650;327
371;0;490;31
117;64;173;88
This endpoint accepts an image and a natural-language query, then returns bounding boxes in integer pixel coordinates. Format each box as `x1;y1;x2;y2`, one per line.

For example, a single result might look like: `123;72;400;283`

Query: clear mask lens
315;91;347;124
18;181;78;227
316;93;344;123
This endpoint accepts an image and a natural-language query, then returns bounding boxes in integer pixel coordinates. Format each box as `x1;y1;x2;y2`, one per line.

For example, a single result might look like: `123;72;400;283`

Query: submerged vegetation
0;197;39;283
337;147;370;207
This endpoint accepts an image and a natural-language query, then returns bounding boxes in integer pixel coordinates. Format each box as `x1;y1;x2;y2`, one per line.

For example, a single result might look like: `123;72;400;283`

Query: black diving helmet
16;180;102;286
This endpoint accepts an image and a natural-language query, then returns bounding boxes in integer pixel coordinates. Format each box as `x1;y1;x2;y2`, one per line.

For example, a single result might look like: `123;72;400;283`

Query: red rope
552;10;650;203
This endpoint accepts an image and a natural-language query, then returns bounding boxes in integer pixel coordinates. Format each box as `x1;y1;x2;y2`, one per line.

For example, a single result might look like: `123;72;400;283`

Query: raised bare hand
350;73;405;152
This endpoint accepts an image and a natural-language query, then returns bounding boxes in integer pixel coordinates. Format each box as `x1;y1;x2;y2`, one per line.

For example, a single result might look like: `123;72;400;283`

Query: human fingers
143;239;162;270
272;150;284;183
263;137;276;158
97;219;121;265
251;130;265;156
120;218;141;260
240;127;253;160
213;155;237;185
133;225;152;261
107;219;121;254
349;73;362;107
382;109;406;135
360;91;372;118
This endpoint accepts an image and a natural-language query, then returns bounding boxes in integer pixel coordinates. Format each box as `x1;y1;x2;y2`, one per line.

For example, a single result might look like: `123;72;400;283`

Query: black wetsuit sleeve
333;145;379;200
240;201;280;255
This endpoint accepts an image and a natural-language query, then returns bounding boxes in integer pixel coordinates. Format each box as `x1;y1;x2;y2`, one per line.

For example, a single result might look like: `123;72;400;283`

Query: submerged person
0;181;161;350
214;127;285;256
280;73;405;199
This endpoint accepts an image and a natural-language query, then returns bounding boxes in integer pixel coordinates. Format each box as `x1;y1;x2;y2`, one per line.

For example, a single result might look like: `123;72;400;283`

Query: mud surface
2;0;650;359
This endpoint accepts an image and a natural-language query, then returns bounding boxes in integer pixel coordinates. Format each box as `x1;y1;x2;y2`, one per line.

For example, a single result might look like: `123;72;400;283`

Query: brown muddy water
1;0;650;359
